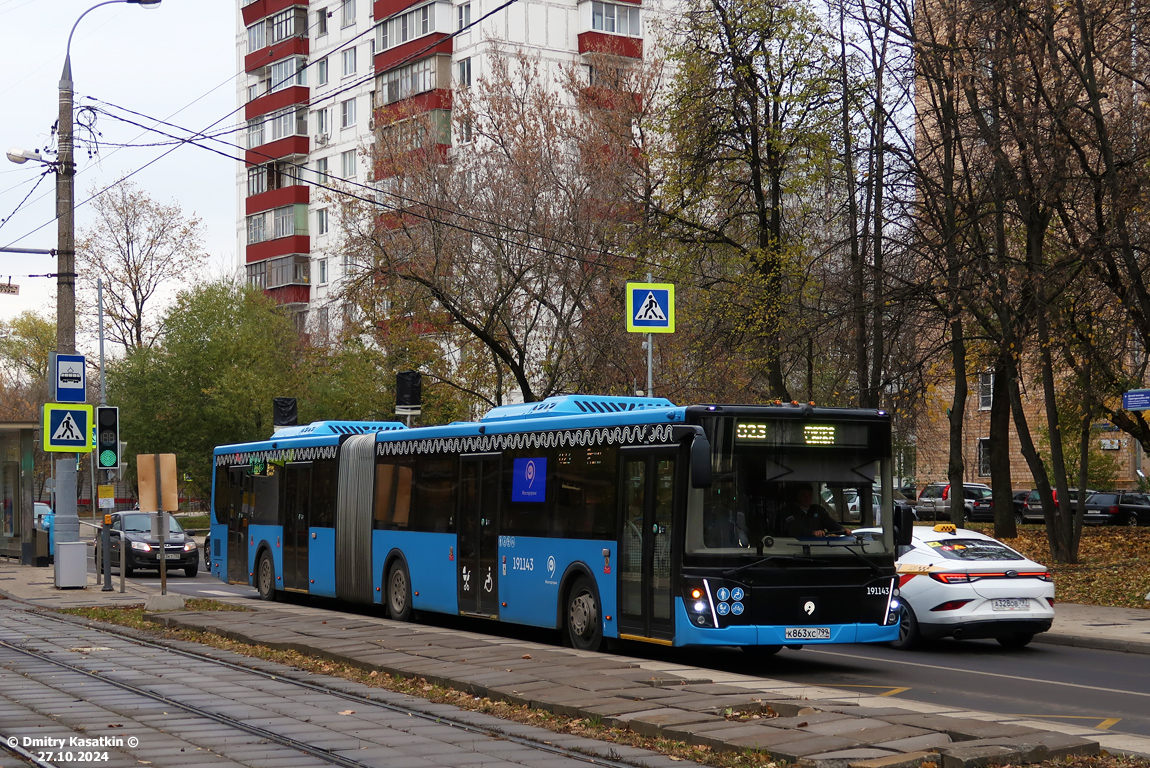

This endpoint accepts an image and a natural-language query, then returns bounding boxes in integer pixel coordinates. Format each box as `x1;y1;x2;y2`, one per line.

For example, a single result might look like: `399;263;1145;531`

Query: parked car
1082;492;1150;526
94;511;199;578
1022;488;1097;521
890;524;1054;649
915;482;993;523
822;488;917;522
968;489;1032;525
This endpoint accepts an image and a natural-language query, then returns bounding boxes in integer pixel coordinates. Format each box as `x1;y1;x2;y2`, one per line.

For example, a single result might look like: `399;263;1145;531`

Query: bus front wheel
565;576;603;652
387;561;412;622
256;551;278;601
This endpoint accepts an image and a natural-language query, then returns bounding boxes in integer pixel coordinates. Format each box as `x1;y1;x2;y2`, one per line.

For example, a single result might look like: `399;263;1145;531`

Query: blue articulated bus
210;395;911;653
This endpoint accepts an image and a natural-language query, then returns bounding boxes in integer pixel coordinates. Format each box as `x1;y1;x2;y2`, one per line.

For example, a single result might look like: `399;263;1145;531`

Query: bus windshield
686;416;895;560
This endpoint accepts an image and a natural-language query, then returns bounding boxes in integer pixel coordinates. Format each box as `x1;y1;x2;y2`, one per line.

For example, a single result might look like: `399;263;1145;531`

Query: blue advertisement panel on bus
210;395;909;654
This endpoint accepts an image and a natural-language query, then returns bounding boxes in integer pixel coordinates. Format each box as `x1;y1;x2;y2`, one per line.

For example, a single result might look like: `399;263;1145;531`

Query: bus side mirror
673;425;712;489
895;506;914;547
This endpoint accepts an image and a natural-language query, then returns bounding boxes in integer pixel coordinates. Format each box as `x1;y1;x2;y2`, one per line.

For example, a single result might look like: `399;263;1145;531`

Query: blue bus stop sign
51;352;87;403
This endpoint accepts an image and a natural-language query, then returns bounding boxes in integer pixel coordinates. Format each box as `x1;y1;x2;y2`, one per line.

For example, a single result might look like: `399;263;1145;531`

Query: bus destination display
735;421;868;447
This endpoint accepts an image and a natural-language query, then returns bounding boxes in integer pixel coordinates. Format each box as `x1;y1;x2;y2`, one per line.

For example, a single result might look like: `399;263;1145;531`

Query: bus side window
310;458;337;528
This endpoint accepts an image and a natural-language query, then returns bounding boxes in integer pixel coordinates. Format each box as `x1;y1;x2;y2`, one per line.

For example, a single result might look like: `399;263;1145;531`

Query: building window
978;372;993;411
458;2;471;30
458;118;472;143
273;206;295;239
316;207;329;235
316;57;328;86
247;165;267;197
316;157;329;183
246;117;265;149
341;0;356;28
270;57;306;92
591;1;640;36
246;212;267;244
977;438;991;477
247;21;266;52
264;7;308;45
380;57;438;104
378;4;432;51
340;97;357;129
342;47;357;78
316;7;328;35
457;57;471;88
315;107;331;137
262;107;307;143
341;149;357;179
318;258;329;284
247;255;311;289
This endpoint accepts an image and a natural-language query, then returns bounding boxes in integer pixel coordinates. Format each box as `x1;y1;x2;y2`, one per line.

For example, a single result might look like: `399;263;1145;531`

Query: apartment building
235;0;660;332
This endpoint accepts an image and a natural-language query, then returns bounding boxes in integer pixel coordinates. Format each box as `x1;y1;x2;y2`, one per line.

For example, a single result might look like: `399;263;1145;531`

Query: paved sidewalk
3;560;1149;765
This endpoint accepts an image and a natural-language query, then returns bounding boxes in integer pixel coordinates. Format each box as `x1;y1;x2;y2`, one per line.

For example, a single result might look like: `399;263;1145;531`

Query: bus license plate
785;627;831;640
992;598;1028;611
161;554;180;560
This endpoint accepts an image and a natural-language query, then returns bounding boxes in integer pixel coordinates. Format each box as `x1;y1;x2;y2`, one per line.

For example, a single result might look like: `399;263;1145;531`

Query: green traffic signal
95;406;120;470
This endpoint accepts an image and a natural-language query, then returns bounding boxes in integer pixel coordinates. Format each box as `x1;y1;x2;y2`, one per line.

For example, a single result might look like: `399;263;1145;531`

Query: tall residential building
236;0;658;332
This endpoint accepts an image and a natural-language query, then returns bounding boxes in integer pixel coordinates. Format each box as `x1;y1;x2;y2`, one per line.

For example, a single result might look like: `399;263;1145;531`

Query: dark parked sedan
94;511;199;577
969;489;1036;525
1083;492;1149;526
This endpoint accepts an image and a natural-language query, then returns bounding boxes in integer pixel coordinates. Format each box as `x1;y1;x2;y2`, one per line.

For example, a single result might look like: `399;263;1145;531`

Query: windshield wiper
722;555;804;578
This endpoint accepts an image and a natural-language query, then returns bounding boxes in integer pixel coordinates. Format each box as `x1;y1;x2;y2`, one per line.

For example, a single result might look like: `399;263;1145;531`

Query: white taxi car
891;524;1054;649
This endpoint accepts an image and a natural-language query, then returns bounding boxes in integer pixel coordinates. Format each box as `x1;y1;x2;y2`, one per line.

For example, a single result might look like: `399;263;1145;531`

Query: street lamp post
6;0;161;561
57;0;162;355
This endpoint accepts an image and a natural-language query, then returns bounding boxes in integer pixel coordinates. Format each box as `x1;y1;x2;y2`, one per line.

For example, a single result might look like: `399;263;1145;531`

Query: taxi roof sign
626;282;675;333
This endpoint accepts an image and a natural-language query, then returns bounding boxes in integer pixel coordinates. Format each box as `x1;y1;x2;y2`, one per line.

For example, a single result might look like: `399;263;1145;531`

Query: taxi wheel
996;632;1034;649
890;603;920;650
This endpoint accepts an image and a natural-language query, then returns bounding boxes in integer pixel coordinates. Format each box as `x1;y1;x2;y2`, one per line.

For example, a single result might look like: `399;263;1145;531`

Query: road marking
1007;715;1122;730
807;648;1150;699
823;684;911;697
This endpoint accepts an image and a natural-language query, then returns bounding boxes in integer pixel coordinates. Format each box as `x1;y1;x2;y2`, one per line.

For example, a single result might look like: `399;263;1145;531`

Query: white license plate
785;627;831;640
161;553;181;560
992;598;1028;611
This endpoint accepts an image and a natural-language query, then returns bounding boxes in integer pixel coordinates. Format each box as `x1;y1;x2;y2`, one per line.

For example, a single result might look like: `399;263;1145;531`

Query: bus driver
782;483;847;538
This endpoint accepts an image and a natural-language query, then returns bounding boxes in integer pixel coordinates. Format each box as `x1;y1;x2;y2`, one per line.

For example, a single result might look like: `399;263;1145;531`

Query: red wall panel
245;185;311;216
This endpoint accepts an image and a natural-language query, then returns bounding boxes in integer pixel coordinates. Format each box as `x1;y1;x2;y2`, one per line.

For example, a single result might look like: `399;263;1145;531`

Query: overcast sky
0;0;239;346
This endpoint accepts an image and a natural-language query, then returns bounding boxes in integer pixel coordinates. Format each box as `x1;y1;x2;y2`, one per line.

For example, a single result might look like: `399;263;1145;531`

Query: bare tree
76;182;208;351
341;51;635;405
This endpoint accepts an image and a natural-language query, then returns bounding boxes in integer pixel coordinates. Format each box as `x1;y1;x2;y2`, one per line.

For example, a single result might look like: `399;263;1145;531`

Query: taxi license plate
992;598;1028;611
785;627;831;640
161;553;180;560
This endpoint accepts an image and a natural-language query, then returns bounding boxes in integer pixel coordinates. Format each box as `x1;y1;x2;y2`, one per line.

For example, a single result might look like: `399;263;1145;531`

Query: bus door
458;453;500;618
618;448;677;642
227;467;249;584
282;462;311;591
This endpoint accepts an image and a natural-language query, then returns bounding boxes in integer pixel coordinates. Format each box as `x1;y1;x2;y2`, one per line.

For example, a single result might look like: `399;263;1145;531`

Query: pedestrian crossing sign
626;282;675;333
42;403;94;452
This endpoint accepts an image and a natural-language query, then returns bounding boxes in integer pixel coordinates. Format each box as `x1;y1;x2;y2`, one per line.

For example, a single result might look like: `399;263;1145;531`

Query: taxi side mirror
895;506;914;547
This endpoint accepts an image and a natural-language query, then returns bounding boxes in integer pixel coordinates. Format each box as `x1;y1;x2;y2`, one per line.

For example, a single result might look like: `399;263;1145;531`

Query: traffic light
96;406;120;470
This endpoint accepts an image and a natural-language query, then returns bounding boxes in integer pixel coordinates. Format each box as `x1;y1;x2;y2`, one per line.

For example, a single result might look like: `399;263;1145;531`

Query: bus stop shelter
0;422;38;565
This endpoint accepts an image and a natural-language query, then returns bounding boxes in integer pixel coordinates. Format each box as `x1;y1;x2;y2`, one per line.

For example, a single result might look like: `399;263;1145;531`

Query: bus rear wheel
387;561;412;621
256;551;278;601
565;576;603;652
